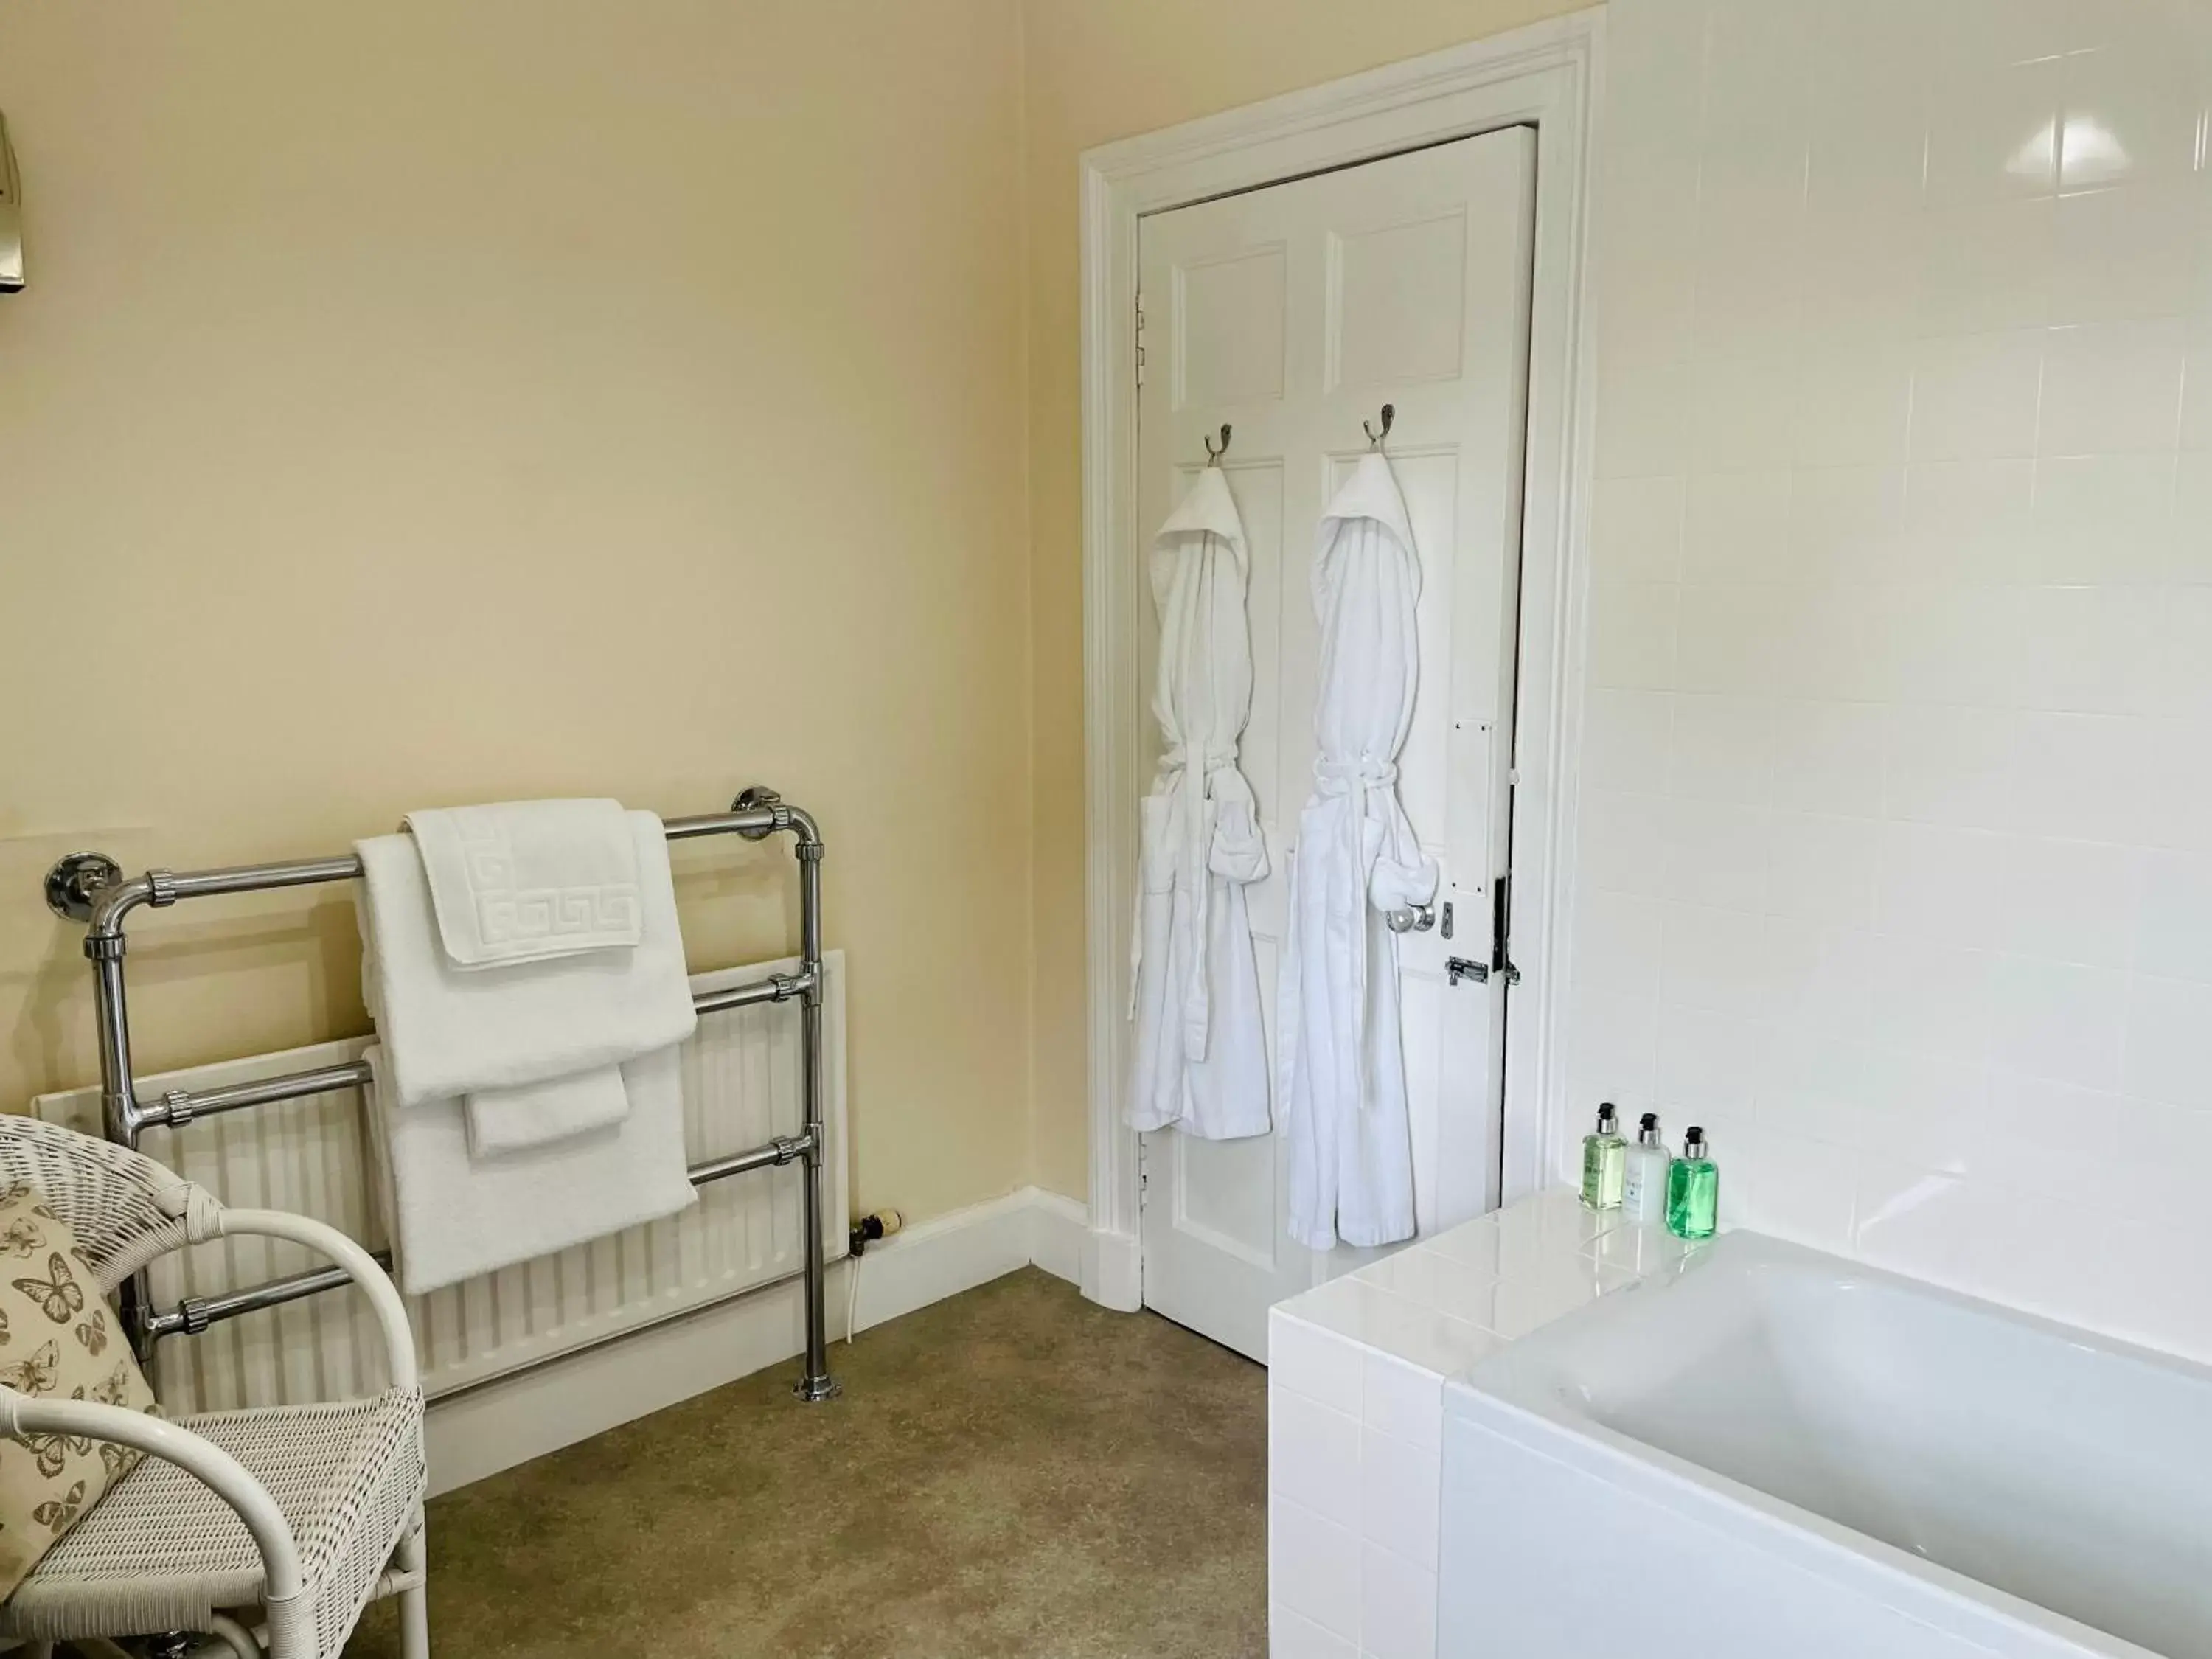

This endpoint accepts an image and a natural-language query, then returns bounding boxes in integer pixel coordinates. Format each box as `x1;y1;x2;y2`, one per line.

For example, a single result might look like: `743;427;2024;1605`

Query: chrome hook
1202;423;1232;467
1363;403;1394;451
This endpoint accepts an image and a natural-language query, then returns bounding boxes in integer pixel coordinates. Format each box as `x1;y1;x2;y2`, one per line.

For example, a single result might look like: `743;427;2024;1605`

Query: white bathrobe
1281;453;1438;1250
1125;467;1272;1141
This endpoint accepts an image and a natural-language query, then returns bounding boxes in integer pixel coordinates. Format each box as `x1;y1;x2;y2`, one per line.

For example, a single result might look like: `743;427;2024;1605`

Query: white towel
355;810;697;1148
364;1043;696;1295
466;1067;630;1158
405;798;643;969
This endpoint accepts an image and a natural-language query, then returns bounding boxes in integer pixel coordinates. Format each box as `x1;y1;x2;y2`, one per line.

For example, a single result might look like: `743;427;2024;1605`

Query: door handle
1384;902;1435;934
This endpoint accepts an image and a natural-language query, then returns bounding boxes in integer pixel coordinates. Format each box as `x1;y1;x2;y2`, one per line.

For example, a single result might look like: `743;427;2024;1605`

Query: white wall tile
2182;332;2212;453
2002;712;2159;845
1591;474;1688;582
2038;319;2187;457
1362;1352;1442;1453
1655;1003;1761;1116
1270;1308;1366;1418
1768;701;1888;815
1916;201;2056;337
1874;821;2006;948
1360;1543;1438;1659
2059;45;2208;191
1987;953;2129;1091
1270;1385;1363;1528
2050;181;2202;326
1582;688;1674;797
1666;694;1774;803
1867;941;1994;1062
1272;1603;1358;1659
2122;973;2212;1110
1923;53;2062;205
1596;355;1694;479
1759;920;1879;1038
2028;451;2177;583
1684;470;1792;582
1910;330;2047;460
1579;0;2212;1366
1674;583;1784;694
1271;1497;1362;1639
1587;580;1680;690
1691;351;1802;470
2135;852;2212;984
1578;790;1672;898
1902;458;2034;581
1751;1129;1858;1250
1790;465;1907;580
1991;835;2144;970
1360;1428;1440;1571
1573;890;1665;1003
1764;812;1878;928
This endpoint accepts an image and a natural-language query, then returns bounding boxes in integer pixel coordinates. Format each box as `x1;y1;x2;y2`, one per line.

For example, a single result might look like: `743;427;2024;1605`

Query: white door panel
1138;128;1537;1360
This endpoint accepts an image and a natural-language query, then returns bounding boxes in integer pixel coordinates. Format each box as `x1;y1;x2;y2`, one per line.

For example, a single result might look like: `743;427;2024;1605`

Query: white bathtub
1438;1231;2212;1659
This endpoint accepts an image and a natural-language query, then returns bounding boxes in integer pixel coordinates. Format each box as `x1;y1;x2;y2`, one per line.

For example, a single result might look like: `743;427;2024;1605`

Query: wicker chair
0;1116;427;1659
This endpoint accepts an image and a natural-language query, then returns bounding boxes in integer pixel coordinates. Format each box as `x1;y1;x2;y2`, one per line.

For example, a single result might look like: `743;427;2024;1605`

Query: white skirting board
426;1185;1088;1495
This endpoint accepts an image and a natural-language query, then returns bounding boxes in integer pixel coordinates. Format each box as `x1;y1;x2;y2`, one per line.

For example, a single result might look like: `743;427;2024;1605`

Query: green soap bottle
1579;1102;1627;1211
1666;1126;1718;1240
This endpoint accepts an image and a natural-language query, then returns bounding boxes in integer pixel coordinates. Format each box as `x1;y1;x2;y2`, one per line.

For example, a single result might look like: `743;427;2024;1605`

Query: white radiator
31;951;847;1416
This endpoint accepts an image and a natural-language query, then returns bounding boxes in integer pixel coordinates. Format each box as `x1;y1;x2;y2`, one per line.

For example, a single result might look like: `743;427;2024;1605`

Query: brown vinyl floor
342;1268;1267;1659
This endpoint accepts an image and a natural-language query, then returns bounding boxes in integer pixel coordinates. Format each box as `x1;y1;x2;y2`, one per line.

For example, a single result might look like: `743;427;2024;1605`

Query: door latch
1489;874;1521;987
1446;877;1520;988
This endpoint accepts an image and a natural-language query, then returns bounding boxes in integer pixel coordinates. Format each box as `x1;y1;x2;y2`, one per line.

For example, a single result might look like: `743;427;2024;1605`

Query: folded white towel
465;1066;630;1158
355;810;698;1129
405;798;642;969
364;1043;696;1295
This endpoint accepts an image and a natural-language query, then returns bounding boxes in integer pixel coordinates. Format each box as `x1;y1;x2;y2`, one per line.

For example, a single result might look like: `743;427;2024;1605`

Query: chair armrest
0;1393;310;1658
214;1209;420;1392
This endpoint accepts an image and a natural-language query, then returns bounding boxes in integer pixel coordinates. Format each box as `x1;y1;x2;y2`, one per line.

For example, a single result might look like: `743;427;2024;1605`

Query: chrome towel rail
43;786;840;1404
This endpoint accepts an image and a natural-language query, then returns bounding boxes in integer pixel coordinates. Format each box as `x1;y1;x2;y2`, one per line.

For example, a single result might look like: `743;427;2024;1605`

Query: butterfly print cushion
0;1181;159;1599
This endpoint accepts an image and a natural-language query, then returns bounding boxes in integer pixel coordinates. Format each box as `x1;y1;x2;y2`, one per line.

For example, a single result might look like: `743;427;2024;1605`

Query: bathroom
0;0;2206;1655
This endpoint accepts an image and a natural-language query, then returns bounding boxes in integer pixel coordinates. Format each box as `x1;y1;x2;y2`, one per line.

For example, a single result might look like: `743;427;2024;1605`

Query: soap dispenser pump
1579;1102;1627;1211
1621;1112;1670;1225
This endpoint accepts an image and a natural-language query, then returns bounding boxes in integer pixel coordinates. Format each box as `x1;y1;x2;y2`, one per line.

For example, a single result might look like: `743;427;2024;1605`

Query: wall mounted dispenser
0;112;22;291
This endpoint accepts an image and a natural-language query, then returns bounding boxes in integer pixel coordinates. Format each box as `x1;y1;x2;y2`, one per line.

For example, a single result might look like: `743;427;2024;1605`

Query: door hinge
1135;294;1147;387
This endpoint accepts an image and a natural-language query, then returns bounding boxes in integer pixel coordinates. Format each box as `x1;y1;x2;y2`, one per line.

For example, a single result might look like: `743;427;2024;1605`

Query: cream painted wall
1018;0;1591;1199
0;0;1031;1227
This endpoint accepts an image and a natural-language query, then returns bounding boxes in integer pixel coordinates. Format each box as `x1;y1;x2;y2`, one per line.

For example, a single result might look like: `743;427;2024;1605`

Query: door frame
1077;10;1606;1312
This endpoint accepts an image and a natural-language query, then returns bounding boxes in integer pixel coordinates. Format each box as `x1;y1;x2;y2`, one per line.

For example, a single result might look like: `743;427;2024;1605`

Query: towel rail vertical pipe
41;792;841;1405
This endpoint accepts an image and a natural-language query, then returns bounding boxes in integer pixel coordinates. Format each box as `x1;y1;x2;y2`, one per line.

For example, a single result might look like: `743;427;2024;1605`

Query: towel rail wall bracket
41;791;841;1406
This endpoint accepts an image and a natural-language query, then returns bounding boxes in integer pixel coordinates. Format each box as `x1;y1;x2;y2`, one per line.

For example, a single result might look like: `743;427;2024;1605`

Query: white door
1136;127;1537;1360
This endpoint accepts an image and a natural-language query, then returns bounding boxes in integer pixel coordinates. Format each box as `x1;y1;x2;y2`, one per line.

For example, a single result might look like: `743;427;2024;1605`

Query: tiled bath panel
1267;1193;1698;1658
1573;0;2212;1365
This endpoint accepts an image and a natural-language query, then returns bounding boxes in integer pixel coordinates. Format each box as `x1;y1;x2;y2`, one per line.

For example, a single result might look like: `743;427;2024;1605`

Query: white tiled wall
1572;0;2212;1363
1267;1194;1669;1659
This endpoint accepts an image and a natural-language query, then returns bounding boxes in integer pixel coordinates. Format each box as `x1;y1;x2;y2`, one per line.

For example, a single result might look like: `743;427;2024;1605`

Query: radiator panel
30;951;848;1413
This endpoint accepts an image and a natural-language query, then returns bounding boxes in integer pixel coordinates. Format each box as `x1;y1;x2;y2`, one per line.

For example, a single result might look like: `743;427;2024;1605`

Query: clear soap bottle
1620;1112;1671;1225
1579;1102;1627;1211
1666;1126;1718;1240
